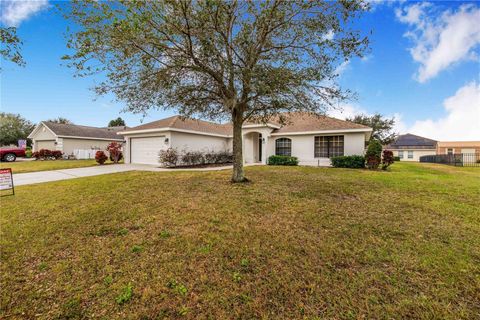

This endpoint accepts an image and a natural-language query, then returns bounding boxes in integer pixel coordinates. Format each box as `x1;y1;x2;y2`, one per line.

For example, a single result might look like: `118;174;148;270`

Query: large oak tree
62;0;369;182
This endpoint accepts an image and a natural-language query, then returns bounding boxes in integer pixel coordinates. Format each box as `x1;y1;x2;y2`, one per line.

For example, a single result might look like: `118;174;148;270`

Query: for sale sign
0;168;14;196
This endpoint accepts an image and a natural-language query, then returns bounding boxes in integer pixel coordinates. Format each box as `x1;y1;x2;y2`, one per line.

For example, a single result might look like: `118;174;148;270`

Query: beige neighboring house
436;141;480;155
118;112;372;166
28;121;125;157
385;134;437;161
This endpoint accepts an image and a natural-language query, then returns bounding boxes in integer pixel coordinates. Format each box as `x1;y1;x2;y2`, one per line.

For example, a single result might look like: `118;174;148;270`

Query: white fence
72;149;103;160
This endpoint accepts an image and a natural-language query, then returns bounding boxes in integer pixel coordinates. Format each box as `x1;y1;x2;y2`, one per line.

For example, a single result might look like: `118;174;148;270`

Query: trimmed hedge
267;155;299;166
393;156;400;161
331;155;365;168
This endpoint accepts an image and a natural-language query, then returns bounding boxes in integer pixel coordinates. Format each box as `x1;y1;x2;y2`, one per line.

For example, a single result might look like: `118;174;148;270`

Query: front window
275;138;292;156
447;148;453;155
398;151;404;159
408;151;413;159
314;136;344;158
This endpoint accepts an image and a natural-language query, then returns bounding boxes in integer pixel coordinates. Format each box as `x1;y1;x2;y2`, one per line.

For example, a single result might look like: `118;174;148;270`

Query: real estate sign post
0;168;14;196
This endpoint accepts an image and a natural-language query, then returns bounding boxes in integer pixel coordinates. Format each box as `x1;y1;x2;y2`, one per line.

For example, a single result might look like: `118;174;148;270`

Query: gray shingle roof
124;112;370;136
386;134;437;149
43;122;125;140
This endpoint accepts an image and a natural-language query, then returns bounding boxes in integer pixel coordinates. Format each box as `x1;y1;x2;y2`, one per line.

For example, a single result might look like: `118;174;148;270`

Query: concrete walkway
13;164;233;186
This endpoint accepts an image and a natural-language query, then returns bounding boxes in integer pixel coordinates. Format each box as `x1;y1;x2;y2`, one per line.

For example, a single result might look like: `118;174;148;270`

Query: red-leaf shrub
95;150;108;165
107;142;123;164
381;150;394;170
38;149;52;158
51;150;63;159
32;149;63;160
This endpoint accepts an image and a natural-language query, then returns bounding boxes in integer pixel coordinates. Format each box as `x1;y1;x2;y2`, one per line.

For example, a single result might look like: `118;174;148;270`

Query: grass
1;162;479;319
3;159;99;174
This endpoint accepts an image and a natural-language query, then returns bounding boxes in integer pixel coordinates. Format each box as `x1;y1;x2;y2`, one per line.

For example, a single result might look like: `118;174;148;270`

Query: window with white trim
275;138;292;156
408;150;413;159
398;151;404;159
314;136;344;158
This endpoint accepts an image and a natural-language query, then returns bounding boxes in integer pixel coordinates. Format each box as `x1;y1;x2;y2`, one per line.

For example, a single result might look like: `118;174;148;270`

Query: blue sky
1;0;479;140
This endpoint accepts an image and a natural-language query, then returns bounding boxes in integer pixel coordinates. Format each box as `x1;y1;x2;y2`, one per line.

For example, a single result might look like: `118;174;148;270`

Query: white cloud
321;30;335;41
327;103;367;120
0;0;49;27
396;3;480;82
334;60;350;77
407;81;480;141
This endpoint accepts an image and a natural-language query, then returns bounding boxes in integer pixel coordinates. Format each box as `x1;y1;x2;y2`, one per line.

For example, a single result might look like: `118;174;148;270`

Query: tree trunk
231;108;246;183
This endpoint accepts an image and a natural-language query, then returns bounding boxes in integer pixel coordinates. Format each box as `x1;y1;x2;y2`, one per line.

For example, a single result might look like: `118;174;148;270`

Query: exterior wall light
262;138;266;144
164;137;169;144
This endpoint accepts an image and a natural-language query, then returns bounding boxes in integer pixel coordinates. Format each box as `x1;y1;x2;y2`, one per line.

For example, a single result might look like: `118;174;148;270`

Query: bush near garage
32;149;63;160
267;155;299;166
95;151;108;165
107;142;123;164
331;155;365;168
25;148;32;158
159;148;180;167
159;149;233;167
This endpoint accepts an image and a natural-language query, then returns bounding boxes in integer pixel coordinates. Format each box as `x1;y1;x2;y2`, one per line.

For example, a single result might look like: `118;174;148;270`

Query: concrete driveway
12;164;233;186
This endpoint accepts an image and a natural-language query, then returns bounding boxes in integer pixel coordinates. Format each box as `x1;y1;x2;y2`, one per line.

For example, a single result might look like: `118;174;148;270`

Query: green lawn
3;159;100;174
1;163;479;319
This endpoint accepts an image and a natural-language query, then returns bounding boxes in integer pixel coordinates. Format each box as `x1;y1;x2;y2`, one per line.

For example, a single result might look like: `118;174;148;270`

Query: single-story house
118;112;372;166
385;134;438;161
436;141;480;155
28;121;125;157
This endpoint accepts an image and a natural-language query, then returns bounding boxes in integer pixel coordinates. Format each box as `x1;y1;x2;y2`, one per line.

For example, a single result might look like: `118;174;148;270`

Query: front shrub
25;148;32;158
331;155;365;168
95;150;108;165
267;155;298;166
107;142;123;163
51;150;63;159
159;148;179;167
381;150;394;170
365;140;382;169
159;149;233;167
393;156;400;161
32;149;63;160
181;151;205;166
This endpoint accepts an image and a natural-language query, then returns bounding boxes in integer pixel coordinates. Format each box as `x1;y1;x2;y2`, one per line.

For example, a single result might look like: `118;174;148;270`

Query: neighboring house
118;112;372;166
385;134;437;161
436;141;480;155
28;122;125;157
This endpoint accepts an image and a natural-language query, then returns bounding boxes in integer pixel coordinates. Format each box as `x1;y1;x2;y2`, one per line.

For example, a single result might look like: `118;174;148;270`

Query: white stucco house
28;121;125;157
119;112;372;166
385;134;437;162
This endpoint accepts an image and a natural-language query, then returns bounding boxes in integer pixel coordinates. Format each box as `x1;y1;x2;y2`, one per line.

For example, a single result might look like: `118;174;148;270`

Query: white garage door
35;140;56;151
130;137;165;165
461;148;475;154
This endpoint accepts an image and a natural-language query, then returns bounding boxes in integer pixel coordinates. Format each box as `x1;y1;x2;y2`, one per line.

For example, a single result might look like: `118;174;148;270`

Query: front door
258;134;262;162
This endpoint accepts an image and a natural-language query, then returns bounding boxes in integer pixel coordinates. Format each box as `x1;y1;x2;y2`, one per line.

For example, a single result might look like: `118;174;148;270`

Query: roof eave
119;127;232;138
270;128;373;136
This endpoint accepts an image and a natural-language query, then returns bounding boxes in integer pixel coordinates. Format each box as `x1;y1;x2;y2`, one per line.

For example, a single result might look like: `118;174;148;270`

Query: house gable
28;122;57;140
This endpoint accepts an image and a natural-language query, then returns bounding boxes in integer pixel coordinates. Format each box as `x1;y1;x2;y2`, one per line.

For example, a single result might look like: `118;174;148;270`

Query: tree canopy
46;117;74;124
62;0;370;181
0;113;34;146
347;113;397;145
0;27;25;68
108;117;126;127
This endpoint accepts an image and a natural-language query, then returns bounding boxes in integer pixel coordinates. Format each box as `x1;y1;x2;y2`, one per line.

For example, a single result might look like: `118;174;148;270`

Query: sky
1;0;479;141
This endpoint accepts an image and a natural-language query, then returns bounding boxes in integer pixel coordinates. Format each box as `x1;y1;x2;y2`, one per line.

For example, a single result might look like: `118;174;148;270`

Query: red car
0;147;26;162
